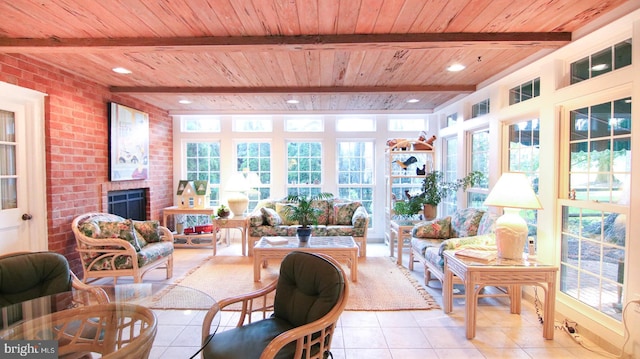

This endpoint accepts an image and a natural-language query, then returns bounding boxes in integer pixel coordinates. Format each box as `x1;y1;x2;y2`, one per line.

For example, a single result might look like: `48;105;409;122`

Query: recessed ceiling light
447;63;466;72
286;99;299;104
591;64;608;71
406;99;420;103
178;99;192;104
112;67;132;74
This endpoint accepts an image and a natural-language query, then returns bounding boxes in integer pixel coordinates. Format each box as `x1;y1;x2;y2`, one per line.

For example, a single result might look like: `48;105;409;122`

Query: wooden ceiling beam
109;85;476;95
0;33;571;53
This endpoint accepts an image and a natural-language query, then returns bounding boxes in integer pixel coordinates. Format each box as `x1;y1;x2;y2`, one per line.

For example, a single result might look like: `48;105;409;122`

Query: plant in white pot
282;192;334;242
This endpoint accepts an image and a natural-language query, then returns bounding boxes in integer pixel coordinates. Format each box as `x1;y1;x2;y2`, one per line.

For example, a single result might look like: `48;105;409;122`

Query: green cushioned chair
200;251;349;359
0;251;108;307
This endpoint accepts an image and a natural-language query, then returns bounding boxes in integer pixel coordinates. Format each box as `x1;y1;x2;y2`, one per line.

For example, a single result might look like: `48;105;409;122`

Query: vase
423;204;437;220
297;227;312;242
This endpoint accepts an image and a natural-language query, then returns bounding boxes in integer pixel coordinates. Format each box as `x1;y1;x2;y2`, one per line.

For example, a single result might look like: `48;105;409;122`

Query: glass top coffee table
253;236;359;282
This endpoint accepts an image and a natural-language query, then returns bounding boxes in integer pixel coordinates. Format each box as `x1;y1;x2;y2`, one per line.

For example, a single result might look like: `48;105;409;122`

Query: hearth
107;188;147;220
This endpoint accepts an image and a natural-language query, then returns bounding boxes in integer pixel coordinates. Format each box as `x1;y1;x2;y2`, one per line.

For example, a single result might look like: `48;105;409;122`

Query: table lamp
225;172;249;217
483;172;542;260
245;172;262;194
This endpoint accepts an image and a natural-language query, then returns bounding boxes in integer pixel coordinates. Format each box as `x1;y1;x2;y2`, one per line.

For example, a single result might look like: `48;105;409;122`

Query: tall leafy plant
393;171;485;217
282;192;334;228
418;170;485;206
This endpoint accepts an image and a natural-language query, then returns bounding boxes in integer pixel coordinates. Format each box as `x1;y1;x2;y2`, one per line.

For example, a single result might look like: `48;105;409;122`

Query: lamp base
226;195;249;217
495;208;528;260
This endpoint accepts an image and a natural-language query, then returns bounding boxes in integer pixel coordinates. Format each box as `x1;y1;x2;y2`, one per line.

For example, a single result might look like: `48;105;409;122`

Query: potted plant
216;204;231;218
392;197;425;220
417;170;485;219
393;171;485;220
282;192;334;242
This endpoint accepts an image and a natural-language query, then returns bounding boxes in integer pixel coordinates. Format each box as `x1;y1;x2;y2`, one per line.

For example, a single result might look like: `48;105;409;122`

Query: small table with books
443;249;558;340
253;236;359;282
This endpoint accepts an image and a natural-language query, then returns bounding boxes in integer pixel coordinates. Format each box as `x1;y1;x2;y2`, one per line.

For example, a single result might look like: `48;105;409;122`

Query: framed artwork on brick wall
108;102;149;181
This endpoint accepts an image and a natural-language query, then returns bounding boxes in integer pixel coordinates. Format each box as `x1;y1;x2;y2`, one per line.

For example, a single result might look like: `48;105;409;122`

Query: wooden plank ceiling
0;0;633;113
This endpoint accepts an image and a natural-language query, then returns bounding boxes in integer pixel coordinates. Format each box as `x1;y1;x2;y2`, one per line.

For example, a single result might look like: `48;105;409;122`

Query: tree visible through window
185;142;220;206
441;137;458;216
508;119;541;246
467;129;489;207
561;96;630;321
236;142;271;211
337;141;374;226
287;141;323;196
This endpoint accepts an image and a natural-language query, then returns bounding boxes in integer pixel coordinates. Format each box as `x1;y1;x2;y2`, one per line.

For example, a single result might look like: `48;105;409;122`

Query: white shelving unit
384;141;435;245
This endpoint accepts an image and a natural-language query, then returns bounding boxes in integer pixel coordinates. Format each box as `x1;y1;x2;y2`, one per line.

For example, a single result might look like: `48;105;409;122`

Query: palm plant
282;192;334;228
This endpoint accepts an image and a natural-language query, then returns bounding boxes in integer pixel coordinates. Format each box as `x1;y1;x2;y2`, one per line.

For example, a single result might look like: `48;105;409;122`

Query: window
561;96;631;321
337;115;376;132
471;99;490;118
236;142;271;211
507;119;541;244
570;39;632;84
232;115;273;132
388;116;427;132
446;113;458;127
185;141;221;206
287;141;323;196
284;115;323;132
467;129;489;207
509;78;540;105
337;141;374;227
441;136;458;216
181;115;220;132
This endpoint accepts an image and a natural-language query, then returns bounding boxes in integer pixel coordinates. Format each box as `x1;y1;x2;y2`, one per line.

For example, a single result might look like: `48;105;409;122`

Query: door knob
21;213;32;220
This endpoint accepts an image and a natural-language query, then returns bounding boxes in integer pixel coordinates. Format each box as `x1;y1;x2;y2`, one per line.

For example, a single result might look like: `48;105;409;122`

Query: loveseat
247;198;369;257
72;213;174;284
408;208;497;286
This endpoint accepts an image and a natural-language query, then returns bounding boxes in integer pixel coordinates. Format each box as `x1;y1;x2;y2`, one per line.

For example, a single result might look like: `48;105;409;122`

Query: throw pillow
311;200;332;225
412;217;451;239
98;219;142;251
79;221;100;237
260;207;282;226
451;208;486;237
134;220;161;243
333;201;361;225
275;202;298;225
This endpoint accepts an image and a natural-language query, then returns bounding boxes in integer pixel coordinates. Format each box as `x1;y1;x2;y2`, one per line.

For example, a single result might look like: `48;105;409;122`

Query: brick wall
0;54;173;274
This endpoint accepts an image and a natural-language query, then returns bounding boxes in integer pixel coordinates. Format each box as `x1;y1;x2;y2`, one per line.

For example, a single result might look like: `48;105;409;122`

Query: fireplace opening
108;188;147;220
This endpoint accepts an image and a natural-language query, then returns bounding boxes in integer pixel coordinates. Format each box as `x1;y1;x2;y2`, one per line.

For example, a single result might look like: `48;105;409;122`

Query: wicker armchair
72;213;174;284
0;251;108;307
0;303;157;359
200;251;348;359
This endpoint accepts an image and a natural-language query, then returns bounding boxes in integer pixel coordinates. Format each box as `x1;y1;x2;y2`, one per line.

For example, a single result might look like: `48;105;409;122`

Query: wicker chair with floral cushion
72;213;174;284
200;251;348;359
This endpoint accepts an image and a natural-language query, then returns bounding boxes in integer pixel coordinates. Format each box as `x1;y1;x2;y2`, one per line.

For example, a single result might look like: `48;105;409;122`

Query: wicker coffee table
253;236;358;282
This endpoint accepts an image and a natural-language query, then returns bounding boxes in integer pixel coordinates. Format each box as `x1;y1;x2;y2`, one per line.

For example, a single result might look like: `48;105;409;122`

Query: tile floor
109;236;613;359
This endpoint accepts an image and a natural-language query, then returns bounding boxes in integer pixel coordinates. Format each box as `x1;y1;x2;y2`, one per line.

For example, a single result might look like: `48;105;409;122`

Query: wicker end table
253;236;359;282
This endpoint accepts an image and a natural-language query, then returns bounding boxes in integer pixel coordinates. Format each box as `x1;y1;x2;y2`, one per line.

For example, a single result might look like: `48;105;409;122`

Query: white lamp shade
483;172;542;210
225;172;249;193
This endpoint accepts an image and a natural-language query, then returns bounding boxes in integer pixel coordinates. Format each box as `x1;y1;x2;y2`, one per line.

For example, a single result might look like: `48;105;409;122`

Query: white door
0;82;47;254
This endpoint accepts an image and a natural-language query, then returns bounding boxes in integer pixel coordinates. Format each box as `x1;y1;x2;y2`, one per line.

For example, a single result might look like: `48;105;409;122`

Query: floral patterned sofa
72;213;174;284
247;198;369;257
408;208;497;286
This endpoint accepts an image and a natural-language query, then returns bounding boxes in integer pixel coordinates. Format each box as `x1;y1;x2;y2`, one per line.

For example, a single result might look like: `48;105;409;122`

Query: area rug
158;255;439;311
